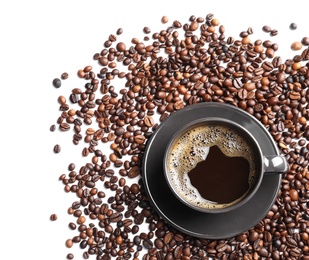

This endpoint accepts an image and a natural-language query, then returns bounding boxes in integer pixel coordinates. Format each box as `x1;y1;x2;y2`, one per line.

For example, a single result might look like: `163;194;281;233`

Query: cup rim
163;117;265;214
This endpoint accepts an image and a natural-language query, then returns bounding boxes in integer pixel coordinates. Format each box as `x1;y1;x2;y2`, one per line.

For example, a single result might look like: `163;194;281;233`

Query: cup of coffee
164;117;288;213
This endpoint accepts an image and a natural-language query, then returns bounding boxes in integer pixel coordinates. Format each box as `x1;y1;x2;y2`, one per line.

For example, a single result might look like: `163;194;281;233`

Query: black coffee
188;145;250;204
166;122;257;209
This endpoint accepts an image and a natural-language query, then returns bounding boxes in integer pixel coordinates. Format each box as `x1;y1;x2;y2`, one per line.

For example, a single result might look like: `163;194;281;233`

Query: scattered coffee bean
58;95;66;105
301;37;309;46
290;189;299;201
61;72;69;80
116;42;126;52
291;41;303;50
270;29;278;36
290;22;297;30
211;18;220;26
68;222;76;230
50;124;56;132
65;239;73;248
50;214;57;221
161;16;168;24
60;123;70;131
52;78;61;88
53;144;61;153
143;27;151;34
262;25;271;32
116;28;123;35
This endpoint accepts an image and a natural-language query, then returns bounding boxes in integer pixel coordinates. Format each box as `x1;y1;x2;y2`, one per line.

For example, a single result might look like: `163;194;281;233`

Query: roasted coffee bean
134;213;144;225
270;29;278;36
60;123;70;131
173;20;182;28
134;135;145;144
262;25;271;32
302;37;309;46
65;239;73;248
143;239;153;249
50;214;57;221
110;212;123;222
52;78;61;88
50;124;56;131
144;115;154;127
290;23;297;30
143;27;151;34
82;252;89;259
128;166;140;178
291;41;303;51
69;222;76;230
290;189;299;201
53;144;61;153
116;28;123;35
161;16;168;24
61;72;69;80
216;243;228;252
258;247;268;257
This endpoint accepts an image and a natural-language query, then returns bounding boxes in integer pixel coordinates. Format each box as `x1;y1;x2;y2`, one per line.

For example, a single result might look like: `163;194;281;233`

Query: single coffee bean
155;238;164;249
53;144;61;153
290;23;297;30
262;25;271;32
50;214;57;221
58;95;66;105
161;16;168;24
302;37;309;46
116;28;123;35
61;72;69;80
270;29;278;36
128;166;140;178
143;239;153;249
65;239;73;248
60;123;70;131
143;27;151;34
68;222;76;230
134;213;144;225
82;252;89;259
116;42;126;52
144;115;154;127
291;41;302;51
173;20;182;28
290;189;299;201
52;78;61;88
110;212;123;222
50;124;56;132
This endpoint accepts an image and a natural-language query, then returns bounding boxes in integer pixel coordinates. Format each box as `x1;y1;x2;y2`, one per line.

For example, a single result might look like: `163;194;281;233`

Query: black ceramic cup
163;114;288;214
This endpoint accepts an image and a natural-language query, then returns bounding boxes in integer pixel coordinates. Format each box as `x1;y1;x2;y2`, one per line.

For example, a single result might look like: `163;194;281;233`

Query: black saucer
142;103;282;239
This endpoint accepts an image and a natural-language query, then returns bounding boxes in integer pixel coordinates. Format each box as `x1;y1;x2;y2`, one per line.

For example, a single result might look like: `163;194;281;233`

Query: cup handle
263;155;288;175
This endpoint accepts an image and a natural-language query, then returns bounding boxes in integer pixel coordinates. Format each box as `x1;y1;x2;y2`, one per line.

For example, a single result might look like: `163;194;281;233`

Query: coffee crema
166;123;257;210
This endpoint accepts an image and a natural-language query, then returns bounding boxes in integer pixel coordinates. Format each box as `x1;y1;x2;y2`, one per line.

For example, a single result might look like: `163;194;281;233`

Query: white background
1;0;309;259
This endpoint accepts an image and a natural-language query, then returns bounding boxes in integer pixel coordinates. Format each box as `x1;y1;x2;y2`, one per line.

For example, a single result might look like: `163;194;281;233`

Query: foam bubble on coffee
166;123;257;209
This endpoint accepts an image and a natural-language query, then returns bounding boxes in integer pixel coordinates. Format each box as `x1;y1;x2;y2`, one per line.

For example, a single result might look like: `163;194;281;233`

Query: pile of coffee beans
50;14;309;259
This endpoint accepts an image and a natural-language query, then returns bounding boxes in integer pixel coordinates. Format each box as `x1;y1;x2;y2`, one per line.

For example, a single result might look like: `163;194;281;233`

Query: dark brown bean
110;212;123;222
128;166;140;178
61;72;69;80
50;214;57;221
53;144;61;153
